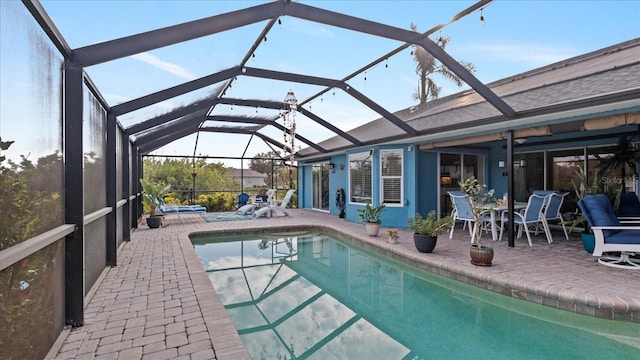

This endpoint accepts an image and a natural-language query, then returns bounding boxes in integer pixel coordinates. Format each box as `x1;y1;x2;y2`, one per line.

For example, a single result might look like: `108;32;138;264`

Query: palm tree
410;23;475;104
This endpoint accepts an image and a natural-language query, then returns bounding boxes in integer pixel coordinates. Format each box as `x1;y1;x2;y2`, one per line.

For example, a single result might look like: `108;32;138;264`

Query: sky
27;1;640;167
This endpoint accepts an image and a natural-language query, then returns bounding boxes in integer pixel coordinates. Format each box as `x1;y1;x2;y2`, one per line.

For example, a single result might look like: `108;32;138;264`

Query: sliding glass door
439;153;485;217
312;163;330;211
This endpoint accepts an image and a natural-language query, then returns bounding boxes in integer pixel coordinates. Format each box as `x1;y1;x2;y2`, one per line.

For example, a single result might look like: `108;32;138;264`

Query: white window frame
349;151;373;204
380;149;403;206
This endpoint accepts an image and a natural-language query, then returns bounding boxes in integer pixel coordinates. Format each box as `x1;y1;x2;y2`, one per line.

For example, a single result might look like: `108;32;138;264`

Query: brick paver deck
51;209;640;359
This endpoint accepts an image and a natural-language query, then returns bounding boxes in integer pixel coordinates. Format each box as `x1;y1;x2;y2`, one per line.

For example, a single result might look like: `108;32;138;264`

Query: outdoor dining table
483;202;527;241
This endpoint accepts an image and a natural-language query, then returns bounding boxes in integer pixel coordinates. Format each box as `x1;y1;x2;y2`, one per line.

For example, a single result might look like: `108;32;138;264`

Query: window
381;149;403;205
349;151;372;204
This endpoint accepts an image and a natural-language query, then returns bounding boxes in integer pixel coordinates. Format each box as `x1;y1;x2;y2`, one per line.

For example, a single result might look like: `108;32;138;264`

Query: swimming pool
191;231;639;359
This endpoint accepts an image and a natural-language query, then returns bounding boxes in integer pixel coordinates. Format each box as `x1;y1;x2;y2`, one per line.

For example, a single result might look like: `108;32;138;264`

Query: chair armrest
618;217;640;224
591;225;640;230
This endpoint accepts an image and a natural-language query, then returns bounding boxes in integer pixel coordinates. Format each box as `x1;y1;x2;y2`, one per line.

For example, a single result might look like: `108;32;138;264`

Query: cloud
288;19;334;38
462;42;577;67
131;52;197;80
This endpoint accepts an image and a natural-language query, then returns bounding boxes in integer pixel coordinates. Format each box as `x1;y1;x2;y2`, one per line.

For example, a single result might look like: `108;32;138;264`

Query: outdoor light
498;160;505;168
514;138;527;145
329;161;336;173
519;159;527;167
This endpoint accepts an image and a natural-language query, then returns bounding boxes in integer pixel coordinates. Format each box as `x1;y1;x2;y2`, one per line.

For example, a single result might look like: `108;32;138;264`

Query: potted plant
358;203;386;236
140;178;171;229
460;176;495;266
408;211;454;253
385;228;400;244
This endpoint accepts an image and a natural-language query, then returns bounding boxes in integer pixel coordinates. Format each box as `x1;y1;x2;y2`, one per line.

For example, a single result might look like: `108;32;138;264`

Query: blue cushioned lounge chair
578;194;640;269
617;192;640;217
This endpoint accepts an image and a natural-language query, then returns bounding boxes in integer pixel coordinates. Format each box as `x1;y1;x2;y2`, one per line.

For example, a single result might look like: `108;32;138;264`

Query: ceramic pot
470;245;493;266
146;217;162;229
414;234;437;253
365;222;381;237
581;232;595;254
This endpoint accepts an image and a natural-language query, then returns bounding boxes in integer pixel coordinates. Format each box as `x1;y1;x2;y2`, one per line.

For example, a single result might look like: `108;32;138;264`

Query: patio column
64;60;85;326
506;130;515;247
122;133;131;240
106;112;117;265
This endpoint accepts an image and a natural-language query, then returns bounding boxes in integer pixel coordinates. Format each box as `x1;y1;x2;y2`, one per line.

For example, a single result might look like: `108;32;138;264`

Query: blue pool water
191;231;639;359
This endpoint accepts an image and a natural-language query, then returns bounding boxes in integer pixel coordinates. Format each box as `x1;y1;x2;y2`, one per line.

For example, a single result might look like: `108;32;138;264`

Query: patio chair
542;192;569;240
253;189;296;219
578;194;640;269
236;189;276;215
237;193;249;209
499;193;550;246
617;192;640;217
448;192;492;243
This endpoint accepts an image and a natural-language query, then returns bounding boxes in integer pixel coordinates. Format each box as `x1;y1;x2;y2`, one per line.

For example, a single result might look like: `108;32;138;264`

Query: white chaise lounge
236;189;276;215
253;189;296;219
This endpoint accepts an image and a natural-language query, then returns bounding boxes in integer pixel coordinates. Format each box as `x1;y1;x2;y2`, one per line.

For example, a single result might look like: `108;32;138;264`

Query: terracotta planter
146;217;162;229
470;244;493;266
414;234;437;253
365;222;381;237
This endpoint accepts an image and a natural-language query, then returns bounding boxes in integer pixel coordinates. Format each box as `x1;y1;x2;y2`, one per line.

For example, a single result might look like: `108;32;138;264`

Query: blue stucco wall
299;127;640;230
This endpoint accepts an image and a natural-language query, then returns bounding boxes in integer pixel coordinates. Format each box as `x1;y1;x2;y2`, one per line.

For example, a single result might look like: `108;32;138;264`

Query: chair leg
598;253;640;269
560;221;569;240
470;222;478;244
542;220;553;244
523;226;533;247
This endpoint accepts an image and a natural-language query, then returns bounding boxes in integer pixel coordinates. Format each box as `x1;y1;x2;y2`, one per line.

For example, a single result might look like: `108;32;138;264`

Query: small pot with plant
385;228;400;244
358;203;386;236
140;178;171;229
460;176;495;266
408;211;454;253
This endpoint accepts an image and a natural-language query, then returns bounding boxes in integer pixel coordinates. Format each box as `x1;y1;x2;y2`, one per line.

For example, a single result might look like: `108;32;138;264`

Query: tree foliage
249;151;281;186
143;157;238;202
410;23;475;104
0;139;64;359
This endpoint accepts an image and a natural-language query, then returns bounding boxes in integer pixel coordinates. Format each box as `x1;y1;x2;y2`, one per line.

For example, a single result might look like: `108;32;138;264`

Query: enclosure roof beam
206;115;326;152
138;125;198;155
72;2;283;67
199;126;292;153
125;98;220;136
283;1;515;118
213;97;359;145
133;109;207;147
113;67;239;116
242;67;417;135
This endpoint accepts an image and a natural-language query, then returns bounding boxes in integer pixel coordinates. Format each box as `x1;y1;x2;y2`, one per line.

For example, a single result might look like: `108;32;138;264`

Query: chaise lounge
577;194;640;269
236;189;276;215
253;189;296;219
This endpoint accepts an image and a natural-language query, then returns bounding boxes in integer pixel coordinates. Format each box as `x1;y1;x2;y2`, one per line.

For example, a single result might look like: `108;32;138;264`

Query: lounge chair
236;189;276;215
253;189;296;219
617;192;640;217
159;204;206;215
578;194;640;269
